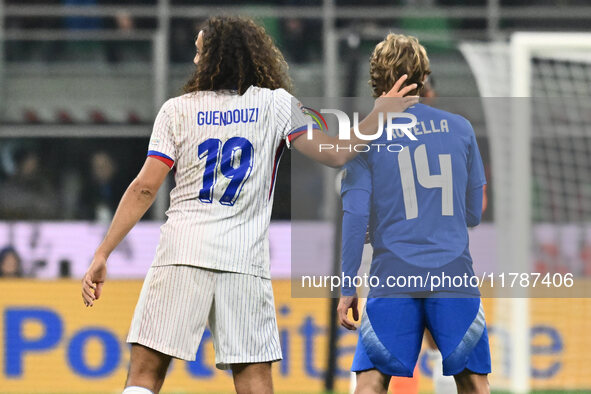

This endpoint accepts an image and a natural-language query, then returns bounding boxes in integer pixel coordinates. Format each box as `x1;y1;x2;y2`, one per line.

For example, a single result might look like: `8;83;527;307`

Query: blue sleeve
341;190;370;296
466;124;487;190
340;156;371;296
341;155;372;195
466;186;483;227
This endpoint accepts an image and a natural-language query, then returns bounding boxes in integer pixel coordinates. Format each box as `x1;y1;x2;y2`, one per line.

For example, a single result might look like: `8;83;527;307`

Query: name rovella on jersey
389;118;450;140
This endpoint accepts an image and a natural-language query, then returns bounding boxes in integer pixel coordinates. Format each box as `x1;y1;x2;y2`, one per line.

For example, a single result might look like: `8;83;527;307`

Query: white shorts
127;265;282;369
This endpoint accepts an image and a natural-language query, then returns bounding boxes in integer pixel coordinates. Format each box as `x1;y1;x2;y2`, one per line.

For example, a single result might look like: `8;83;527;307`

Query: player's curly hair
184;16;293;95
369;33;431;98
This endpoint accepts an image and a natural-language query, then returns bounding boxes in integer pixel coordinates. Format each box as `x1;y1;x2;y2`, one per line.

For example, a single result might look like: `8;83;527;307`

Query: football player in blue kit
338;34;491;394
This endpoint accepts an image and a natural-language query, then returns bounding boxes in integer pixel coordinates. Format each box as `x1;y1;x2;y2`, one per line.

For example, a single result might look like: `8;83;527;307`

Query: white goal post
462;32;591;393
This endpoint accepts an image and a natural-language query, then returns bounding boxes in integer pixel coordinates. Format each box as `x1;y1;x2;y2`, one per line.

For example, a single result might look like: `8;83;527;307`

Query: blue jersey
341;103;486;296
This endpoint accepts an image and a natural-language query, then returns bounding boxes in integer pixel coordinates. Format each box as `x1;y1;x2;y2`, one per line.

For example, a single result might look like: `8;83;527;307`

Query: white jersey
147;86;314;278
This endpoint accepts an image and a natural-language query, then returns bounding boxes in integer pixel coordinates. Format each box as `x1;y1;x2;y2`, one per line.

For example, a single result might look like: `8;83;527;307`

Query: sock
123;386;153;394
427;349;457;394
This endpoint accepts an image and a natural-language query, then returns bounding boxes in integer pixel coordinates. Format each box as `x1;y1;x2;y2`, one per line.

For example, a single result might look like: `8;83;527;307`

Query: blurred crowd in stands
5;0;589;67
0;140;142;221
0;140;295;221
4;0;325;64
5;0;585;222
0;246;23;278
6;0;152;63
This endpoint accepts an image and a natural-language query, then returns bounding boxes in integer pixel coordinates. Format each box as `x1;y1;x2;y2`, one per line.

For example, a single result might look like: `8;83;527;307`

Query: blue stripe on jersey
287;124;320;136
147;150;174;162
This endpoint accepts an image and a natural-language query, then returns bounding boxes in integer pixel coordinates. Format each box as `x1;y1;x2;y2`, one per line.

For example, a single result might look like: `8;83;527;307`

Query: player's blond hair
369;33;431;98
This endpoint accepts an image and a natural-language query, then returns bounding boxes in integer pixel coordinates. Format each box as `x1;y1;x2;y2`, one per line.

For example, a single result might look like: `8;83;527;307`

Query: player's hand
82;255;107;307
337;294;359;330
374;74;419;114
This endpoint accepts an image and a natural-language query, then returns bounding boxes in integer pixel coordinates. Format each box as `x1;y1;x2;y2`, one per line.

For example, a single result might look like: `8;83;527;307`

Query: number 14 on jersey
398;144;454;220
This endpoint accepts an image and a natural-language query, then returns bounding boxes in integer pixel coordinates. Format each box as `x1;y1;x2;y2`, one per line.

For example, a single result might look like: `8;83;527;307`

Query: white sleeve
147;99;176;168
272;88;320;149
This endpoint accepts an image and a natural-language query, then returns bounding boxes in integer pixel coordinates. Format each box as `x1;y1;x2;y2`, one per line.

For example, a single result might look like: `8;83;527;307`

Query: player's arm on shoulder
291;132;349;168
290;76;418;168
273;88;348;167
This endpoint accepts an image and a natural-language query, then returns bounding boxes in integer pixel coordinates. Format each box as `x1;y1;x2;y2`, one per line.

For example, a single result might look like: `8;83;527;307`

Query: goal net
461;33;591;393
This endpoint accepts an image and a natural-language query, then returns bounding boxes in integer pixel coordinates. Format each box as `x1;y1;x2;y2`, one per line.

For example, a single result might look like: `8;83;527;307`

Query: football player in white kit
81;16;417;394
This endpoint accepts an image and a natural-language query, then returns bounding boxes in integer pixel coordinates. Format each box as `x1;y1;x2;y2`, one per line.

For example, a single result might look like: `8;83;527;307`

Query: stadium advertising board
0;222;292;279
1;280;590;392
3;221;591;281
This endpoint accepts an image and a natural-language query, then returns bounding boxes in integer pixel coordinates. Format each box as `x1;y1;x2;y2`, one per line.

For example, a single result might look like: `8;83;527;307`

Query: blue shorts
351;297;491;377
